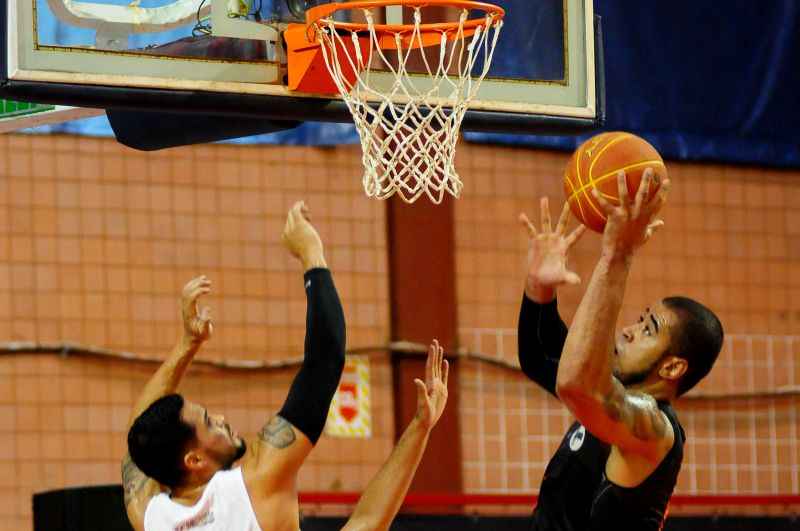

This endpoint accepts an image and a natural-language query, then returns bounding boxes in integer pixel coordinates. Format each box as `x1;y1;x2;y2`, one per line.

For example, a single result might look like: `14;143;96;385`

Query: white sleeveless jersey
144;467;262;531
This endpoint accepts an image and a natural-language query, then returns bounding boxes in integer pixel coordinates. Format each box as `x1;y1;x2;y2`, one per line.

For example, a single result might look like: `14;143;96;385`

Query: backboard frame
0;0;605;135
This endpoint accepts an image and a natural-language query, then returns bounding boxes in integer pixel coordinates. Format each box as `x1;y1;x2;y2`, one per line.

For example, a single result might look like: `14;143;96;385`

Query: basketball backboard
1;0;603;133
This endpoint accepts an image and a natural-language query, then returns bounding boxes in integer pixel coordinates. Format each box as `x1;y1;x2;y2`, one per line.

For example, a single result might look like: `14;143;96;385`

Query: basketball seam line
582;134;636;221
564;170;588;223
569;159;666;203
573;143;598;221
576;136;622;221
587;133;636;178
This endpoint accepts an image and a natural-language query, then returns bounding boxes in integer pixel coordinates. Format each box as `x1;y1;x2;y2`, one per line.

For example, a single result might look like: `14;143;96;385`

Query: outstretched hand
181;276;213;343
520;198;586;300
281;201;326;270
591;168;670;260
414;339;450;431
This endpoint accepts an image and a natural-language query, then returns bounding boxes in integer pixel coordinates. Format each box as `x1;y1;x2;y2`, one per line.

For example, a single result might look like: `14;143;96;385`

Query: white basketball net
314;7;503;203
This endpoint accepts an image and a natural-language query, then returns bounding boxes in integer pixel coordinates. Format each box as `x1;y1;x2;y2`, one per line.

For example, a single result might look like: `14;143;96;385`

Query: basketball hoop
285;0;505;203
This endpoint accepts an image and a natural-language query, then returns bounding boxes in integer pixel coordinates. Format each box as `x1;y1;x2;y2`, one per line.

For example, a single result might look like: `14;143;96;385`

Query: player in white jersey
122;202;449;531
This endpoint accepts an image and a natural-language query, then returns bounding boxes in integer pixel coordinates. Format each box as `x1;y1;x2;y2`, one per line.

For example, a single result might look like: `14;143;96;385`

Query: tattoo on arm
258;416;297;449
603;382;668;441
122;453;151;507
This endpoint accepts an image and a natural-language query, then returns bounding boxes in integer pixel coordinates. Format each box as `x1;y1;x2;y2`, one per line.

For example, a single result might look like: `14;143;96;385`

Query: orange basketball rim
284;0;506;94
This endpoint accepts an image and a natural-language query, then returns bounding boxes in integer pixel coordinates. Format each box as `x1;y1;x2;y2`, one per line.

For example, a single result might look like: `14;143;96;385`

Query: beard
221;439;247;470
614;363;655;387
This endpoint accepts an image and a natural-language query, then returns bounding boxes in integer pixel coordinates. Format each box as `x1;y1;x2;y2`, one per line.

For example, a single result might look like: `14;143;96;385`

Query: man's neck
627;379;676;403
170;476;213;506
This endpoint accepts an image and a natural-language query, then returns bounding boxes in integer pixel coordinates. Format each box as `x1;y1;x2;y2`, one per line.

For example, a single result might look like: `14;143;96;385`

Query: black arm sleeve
278;268;346;444
517;294;568;398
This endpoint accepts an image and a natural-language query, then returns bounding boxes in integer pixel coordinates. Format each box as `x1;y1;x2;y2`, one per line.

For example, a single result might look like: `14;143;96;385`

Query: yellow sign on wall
325;356;372;438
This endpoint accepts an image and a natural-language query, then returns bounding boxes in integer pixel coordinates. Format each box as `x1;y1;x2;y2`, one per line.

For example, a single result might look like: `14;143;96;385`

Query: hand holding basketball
592;169;670;259
564;132;668;233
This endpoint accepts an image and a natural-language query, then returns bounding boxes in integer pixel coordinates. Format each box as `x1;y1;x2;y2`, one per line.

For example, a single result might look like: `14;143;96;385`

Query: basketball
563;132;668;233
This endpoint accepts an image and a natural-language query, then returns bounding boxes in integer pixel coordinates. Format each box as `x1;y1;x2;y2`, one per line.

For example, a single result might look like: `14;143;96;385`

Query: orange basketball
564;132;668;233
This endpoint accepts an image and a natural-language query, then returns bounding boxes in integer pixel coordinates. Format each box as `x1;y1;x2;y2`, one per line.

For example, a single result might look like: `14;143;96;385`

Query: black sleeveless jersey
530;403;685;531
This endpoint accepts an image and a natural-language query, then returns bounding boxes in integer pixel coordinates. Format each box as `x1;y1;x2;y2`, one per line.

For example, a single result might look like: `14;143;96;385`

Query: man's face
612;301;679;387
181;401;247;473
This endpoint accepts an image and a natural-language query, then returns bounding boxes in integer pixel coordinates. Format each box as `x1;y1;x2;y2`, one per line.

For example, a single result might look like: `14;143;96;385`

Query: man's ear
659;356;688;382
184;449;204;473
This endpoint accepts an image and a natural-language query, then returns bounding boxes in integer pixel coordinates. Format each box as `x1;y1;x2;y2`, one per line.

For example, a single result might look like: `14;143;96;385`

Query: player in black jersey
518;171;723;531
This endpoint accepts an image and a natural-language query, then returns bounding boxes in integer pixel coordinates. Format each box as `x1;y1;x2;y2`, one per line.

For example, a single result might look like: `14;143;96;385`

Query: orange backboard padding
285;24;482;95
285;0;500;95
285;23;373;95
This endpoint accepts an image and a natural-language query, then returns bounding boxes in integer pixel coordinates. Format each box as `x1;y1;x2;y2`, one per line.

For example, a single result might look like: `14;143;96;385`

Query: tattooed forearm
258;416;297;449
122;453;150;507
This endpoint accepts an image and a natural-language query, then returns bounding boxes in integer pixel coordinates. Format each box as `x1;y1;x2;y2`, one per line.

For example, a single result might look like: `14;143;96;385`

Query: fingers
284;209;295;235
564;224;587;249
426;340;436;386
616;171;629;207
435;340;442;382
632;168;652;220
426;339;446;387
659;178;671;199
289;200;311;222
540;197;552;233
564;270;581;285
188;285;211;301
183;275;210;292
591;188;616;214
519;212;537;237
197;305;214;337
645;219;665;241
299;201;311;222
645;178;671;216
555;202;571;236
183;276;211;308
432;339;443;383
442;359;450;389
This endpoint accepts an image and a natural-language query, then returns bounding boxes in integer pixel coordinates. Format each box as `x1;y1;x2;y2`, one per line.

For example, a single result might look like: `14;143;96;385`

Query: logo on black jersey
569;425;586;451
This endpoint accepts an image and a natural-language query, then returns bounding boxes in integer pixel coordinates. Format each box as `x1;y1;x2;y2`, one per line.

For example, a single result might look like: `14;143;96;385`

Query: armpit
258;416;297;449
122;453;151;507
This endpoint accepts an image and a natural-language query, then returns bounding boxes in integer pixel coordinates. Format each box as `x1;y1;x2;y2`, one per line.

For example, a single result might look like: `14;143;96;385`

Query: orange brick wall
1;134;799;529
454;145;800;514
0;135;393;530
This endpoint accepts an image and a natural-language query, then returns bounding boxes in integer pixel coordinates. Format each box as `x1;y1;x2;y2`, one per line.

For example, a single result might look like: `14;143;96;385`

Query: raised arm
518;199;585;397
556;170;672;457
123;276;213;529
341;340;449;531
244;202;345;491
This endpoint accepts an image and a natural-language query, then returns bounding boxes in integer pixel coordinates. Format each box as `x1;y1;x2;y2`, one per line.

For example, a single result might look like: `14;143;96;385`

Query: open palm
414;339;449;430
520;198;586;290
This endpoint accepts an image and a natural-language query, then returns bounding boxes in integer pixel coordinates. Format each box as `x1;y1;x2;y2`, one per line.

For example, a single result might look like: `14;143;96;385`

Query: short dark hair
662;297;724;396
127;394;196;488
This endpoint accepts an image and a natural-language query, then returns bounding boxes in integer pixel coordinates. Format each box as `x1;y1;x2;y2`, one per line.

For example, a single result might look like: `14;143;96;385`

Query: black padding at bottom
33;485;133;531
107;109;300;151
31;486;799;531
301;515;799;531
